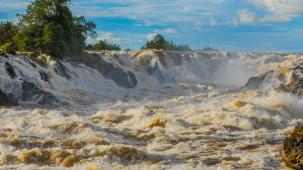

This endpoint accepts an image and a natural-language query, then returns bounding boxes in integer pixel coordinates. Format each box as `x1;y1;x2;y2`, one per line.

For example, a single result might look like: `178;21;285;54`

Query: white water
0;51;302;169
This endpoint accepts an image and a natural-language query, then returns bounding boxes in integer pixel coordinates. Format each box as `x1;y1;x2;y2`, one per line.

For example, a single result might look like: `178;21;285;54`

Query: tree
142;34;170;50
0;21;18;54
141;34;191;51
199;47;219;52
42;22;67;57
89;40;121;51
0;21;17;46
15;0;96;59
125;48;132;51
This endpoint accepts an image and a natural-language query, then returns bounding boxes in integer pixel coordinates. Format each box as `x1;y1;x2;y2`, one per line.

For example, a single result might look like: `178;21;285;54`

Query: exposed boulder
0;90;18;106
5;62;16;79
277;64;303;95
282;125;303;170
134;51;173;83
53;61;71;80
21;80;59;106
244;71;273;90
66;53;137;88
22;57;37;68
39;71;49;82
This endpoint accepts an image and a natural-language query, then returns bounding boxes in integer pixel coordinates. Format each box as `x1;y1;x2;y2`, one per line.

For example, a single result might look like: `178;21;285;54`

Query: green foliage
125;48;132;51
0;43;17;54
14;0;96;59
198;47;219;52
0;21;18;54
141;34;191;51
171;44;192;51
89;40;121;51
85;44;93;50
0;21;17;45
42;22;67;57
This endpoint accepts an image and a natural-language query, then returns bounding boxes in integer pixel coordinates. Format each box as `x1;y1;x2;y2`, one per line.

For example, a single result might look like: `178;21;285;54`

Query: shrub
89;40;121;51
0;43;16;55
141;34;191;51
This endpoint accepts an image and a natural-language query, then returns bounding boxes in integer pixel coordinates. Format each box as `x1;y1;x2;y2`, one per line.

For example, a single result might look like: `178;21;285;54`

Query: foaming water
257;92;303;119
0;51;302;169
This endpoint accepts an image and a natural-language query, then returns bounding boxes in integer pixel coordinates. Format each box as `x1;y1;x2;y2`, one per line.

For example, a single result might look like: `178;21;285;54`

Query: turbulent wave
0;50;302;169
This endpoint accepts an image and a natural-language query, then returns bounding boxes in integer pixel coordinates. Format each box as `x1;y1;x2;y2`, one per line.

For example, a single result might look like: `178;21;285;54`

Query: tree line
0;0;217;59
85;34;195;52
0;0;96;59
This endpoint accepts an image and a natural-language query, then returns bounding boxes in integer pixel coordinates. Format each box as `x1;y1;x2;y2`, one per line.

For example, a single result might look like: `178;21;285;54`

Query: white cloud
71;0;228;29
236;9;255;24
249;0;303;15
248;0;303;23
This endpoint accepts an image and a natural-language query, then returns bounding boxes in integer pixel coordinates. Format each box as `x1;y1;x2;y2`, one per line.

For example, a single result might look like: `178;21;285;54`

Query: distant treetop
198;47;219;52
141;34;192;51
87;40;121;51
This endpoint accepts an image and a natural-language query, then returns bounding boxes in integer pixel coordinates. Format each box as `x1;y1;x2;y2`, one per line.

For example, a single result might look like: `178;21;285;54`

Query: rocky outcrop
282;125;303;170
66;53;138;88
21;80;59;106
244;71;273;90
5;62;16;79
1;51;301;107
53;61;71;80
277;63;303;95
0;90;18;106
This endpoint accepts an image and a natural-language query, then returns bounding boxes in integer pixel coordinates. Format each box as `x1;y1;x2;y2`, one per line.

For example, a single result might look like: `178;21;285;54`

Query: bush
141;34;191;51
0;43;16;55
89;40;121;51
199;47;219;52
0;21;17;46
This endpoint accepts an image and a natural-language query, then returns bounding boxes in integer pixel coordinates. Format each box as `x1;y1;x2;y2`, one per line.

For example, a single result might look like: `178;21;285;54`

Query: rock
134;51;173;83
277;64;303;95
53;61;71;80
21;80;59;106
145;63;167;83
244;71;273;90
282;125;303;170
5;62;16;79
22;57;37;68
0;90;18;106
66;53;137;88
39;71;49;82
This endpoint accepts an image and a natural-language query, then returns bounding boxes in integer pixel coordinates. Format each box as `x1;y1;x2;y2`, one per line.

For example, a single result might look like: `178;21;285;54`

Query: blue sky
1;0;303;52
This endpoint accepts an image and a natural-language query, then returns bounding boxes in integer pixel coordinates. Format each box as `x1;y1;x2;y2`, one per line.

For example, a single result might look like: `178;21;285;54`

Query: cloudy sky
1;0;303;52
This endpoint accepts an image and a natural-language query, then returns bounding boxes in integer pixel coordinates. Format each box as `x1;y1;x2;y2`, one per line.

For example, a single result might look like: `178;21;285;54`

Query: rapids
0;50;302;169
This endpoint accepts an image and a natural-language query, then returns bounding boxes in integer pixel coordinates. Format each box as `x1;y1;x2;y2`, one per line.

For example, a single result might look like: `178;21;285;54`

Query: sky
1;0;303;52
